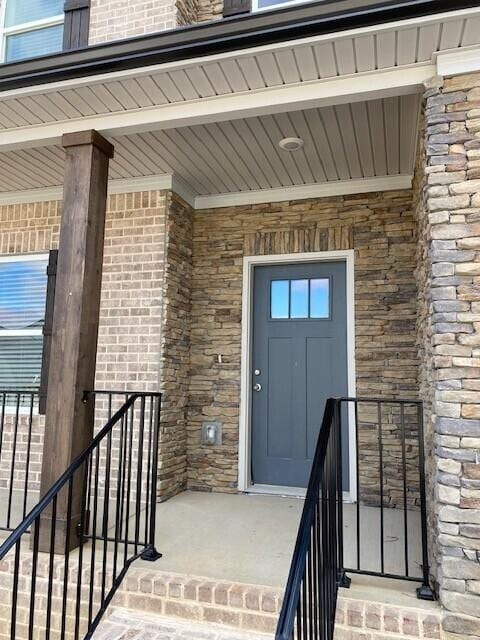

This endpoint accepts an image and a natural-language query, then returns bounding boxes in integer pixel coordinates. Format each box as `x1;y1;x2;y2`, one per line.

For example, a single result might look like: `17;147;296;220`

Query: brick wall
418;72;480;638
0;192;167;499
187;193;420;499
88;0;177;45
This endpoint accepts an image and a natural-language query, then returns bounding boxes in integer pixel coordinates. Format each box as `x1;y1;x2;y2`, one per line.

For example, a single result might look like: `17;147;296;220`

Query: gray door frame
238;250;357;501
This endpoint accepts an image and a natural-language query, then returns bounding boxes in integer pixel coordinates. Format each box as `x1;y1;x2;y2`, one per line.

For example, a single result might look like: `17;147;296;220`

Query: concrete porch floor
0;487;440;640
1;488;426;600
140;490;424;593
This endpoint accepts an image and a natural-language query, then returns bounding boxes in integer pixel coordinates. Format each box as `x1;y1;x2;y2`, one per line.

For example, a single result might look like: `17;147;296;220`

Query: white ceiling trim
436;45;480;77
0;7;478;102
0;64;433;152
194;175;413;209
0;174;412;209
0;174;176;205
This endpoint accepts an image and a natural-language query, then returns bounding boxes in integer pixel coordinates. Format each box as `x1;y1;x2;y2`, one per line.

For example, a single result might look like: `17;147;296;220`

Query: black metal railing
0;389;146;534
276;398;345;640
0;391;162;640
276;396;434;640
338;397;433;599
0;390;40;532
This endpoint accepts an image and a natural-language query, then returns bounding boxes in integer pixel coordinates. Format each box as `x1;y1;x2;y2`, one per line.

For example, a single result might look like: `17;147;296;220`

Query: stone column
157;192;194;500
421;73;480;638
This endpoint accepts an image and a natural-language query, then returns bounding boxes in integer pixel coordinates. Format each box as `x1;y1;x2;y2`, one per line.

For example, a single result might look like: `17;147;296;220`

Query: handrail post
335;399;351;589
141;394;162;562
415;403;435;601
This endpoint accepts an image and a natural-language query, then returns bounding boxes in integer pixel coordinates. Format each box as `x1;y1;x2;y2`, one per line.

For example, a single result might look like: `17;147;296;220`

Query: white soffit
0;95;420;207
0;7;478;145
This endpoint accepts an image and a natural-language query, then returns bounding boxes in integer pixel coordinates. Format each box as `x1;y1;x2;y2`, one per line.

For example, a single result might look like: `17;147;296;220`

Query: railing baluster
22;393;35;520
60;478;74;640
101;427;113;604
400;403;409;577
124;402;134;565
354;400;360;572
10;540;21;640
45;494;57;640
29;516;40;640
416;403;435;600
74;459;89;640
377;401;385;576
134;396;146;554
144;396;154;546
88;447;101;627
6;393;21;530
113;401;126;584
0;392;5;462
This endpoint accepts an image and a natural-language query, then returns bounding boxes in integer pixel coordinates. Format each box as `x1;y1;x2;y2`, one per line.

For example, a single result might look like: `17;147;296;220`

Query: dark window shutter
223;0;251;17
63;0;91;50
39;250;58;416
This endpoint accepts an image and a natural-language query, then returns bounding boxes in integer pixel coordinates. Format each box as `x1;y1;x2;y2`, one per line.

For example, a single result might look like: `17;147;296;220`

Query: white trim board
0;174;196;209
436;46;480;77
238;250;357;501
0;174;412;208
195;175;413;209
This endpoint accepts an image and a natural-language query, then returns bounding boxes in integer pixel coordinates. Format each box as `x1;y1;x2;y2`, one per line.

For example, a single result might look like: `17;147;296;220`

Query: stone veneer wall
187;193;420;499
419;72;480;638
157;193;194;499
0;192;167;499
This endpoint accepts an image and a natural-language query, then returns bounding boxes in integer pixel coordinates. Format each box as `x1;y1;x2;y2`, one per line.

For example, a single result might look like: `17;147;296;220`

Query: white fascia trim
436;46;480;78
0;64;433;152
0;7;478;101
194;174;413;209
0;174;195;206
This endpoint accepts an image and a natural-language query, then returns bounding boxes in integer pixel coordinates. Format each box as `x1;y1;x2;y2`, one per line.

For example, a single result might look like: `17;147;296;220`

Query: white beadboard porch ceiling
0;95;420;197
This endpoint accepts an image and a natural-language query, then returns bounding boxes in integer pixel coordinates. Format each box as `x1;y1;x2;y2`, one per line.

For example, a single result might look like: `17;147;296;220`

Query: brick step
110;568;442;640
111;568;282;634
94;609;271;640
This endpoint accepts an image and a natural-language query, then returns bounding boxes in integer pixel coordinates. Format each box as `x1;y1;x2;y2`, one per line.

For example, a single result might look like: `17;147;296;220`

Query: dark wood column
39;130;113;552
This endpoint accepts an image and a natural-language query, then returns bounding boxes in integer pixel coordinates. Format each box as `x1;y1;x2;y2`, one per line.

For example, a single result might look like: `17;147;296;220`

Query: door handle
253;383;262;392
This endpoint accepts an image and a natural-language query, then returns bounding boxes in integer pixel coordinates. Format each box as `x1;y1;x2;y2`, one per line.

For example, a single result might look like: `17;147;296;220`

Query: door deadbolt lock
254;369;261;376
253;383;262;392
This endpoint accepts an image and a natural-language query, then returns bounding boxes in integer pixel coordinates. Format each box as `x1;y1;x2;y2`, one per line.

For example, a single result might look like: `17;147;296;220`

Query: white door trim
238;250;357;500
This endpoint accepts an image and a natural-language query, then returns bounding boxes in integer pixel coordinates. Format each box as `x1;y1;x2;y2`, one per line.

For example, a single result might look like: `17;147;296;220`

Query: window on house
0;255;48;392
271;278;330;319
252;0;313;11
1;0;64;63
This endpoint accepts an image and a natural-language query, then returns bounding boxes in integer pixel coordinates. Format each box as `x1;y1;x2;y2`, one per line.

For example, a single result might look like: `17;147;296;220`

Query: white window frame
0;253;49;403
0;1;64;64
251;0;315;13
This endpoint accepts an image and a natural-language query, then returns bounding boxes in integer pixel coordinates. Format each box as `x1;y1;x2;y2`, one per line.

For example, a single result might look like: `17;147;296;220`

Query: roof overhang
1;4;479;209
0;0;479;91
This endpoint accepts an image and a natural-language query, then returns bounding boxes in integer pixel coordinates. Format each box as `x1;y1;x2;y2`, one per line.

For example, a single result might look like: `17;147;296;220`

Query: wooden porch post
39;130;113;552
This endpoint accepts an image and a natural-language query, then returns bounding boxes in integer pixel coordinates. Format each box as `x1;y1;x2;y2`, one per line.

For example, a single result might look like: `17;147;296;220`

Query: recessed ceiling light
279;137;304;152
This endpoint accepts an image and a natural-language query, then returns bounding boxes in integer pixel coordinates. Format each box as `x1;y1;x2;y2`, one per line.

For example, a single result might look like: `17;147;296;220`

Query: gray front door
251;261;348;489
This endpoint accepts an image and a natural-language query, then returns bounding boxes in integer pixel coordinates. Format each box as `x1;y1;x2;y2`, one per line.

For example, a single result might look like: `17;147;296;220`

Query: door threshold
245;484;306;498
